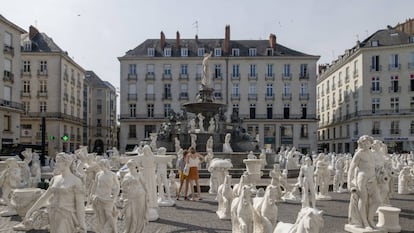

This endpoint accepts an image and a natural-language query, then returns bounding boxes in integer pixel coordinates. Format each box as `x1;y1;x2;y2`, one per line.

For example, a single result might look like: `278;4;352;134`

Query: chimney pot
160;31;166;49
29;25;39;40
269;33;276;49
176;31;180;48
224;25;231;54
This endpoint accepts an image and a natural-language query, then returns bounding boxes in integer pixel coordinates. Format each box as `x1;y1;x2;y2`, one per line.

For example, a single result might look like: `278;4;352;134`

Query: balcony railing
37;69;48;77
162;73;172;80
195;73;202;80
248;73;257;80
231;94;240;100
370;87;382;94
37;91;48;98
21;69;32;77
390;129;400;135
3;45;14;56
179;92;189;100
213;73;222;80
265;73;274;81
369;65;382;72
299;72;309;79
299;93;309;100
282;93;292;100
127;73;137;81
388;64;401;71
265;95;274;101
21;91;31;98
248;93;257;100
0;99;23;110
3;71;14;83
179;73;189;80
282;73;291;80
145;73;155;80
372;129;381;135
127;93;137;101
388;86;401;93
145;93;155;101
231;73;240;80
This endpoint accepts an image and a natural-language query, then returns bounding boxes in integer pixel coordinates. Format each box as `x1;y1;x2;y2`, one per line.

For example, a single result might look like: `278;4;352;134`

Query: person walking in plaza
184;147;204;201
176;150;189;200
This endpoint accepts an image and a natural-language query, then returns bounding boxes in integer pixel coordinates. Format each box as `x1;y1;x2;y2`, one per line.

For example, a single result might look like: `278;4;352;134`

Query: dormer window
197;48;205;56
147;48;155;57
181;48;188;57
371;40;379;47
249;48;257;56
23;41;32;52
266;48;273;56
232;48;240;56
164;48;171;57
214;48;222;57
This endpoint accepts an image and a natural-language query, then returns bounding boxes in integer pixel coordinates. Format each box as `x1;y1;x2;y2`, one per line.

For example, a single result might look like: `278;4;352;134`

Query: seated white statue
273;207;324;233
231;185;253;233
216;175;234;219
223;133;233;153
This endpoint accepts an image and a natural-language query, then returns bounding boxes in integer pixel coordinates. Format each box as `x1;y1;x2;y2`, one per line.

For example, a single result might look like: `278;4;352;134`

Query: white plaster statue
248;151;256;159
155;147;175;206
233;172;249;197
216;175;234;219
314;153;331;200
268;164;283;202
273;207;324;233
286;147;300;170
188;118;196;133
30;153;41;187
398;166;413;194
223;133;233;153
205;150;214;169
201;51;213;88
16;152;86;233
208;117;216;133
91;159;120;233
333;157;347;193
253;185;278;233
110;147;121;170
372;140;392;206
175;148;184;169
282;182;301;203
346;135;380;230
139;145;159;221
168;170;178;198
231;185;253;233
120;159;148;233
149;133;158;152
174;137;181;153
83;154;101;207
190;133;197;150
206;136;214;153
259;149;267;169
0;158;23;216
21;148;33;187
208;158;233;194
298;157;316;208
198;113;205;132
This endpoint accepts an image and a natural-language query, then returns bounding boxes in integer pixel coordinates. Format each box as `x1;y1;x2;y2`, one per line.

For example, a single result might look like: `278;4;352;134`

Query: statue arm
347;154;360;189
24;181;53;219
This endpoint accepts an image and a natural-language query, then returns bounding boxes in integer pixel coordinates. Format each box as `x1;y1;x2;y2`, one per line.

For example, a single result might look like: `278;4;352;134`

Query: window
372;98;380;113
371;40;379;47
164;104;171;118
300;124;308;138
23;40;31;51
391;121;399;134
411;121;414;134
23;102;30;114
129;64;136;74
249;64;257;77
3;86;11;105
39;80;47;93
232;64;240;78
371;55;380;71
345;67;350;82
214;48;221;57
266;84;273;97
410;53;414;69
232;83;239;96
411;97;414;112
180;84;188;99
249;84;256;95
389;54;399;69
391;97;399;113
128;125;136;138
301;104;307;119
147;104;154;118
283;64;291;77
390;76;399;92
300;64;308;77
40;61;47;72
266;48;273;56
4;59;11;79
214;83;222;98
371;77;380;92
266;64;273;77
40;101;47;112
249;104;256;119
4;115;11;132
197;48;205;56
146;64;155;75
128;84;136;95
196;64;202;79
144;125;156;138
372;121;380;135
97;99;102;114
163;64;171;75
283;83;291;94
4;31;12;46
129;104;136;117
232;104;239;118
164;84;171;99
180;64;188;75
300;82;308;95
23;81;30;93
214;64;222;78
147;48;155;56
267;104;273;119
248;48;257;56
23;61;31;73
164;48;171;57
232;48;240;56
181;48;188;57
284;104;290;119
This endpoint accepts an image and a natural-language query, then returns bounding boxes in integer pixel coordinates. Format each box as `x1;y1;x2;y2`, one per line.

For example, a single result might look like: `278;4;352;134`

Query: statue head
126;159;138;172
98;159;111;171
357;135;374;149
5;157;19;169
157;147;167;155
143;145;153;156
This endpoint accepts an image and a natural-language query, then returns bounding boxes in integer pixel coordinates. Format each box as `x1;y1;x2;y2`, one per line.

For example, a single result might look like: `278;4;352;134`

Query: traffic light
49;135;55;141
61;135;69;142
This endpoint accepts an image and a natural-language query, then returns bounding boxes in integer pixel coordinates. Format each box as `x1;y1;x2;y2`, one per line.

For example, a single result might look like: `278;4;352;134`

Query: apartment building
119;26;319;154
84;71;117;154
0;15;26;150
317;22;414;153
20;26;85;156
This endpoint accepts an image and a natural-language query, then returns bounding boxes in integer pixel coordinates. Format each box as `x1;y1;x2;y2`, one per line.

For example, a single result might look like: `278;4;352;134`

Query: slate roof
85;71;108;88
122;38;314;58
27;32;64;52
358;27;413;48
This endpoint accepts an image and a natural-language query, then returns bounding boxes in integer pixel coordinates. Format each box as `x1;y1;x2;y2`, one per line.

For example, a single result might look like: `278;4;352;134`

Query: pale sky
3;0;414;93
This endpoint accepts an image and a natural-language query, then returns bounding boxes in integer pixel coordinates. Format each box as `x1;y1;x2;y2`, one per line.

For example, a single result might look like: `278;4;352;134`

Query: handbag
183;164;190;176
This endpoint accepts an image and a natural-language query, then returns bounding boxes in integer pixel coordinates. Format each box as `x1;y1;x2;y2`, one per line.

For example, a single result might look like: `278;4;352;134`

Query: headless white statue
216;175;234;219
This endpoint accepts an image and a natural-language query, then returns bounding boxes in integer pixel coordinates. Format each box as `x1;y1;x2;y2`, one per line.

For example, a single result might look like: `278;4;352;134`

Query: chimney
176;31;180;48
269;33;276;49
29;25;39;40
224;25;230;53
160;31;166;49
195;34;199;43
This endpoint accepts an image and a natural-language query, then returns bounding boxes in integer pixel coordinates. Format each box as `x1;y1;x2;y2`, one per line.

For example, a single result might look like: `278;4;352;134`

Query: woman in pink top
184;147;204;201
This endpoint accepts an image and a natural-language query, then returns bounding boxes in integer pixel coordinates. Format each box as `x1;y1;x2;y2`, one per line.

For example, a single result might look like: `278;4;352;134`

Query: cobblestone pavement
0;186;413;233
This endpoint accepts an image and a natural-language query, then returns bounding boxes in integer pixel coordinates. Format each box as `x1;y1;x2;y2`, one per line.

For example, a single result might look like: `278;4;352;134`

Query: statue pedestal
344;224;386;233
376;206;401;232
243;159;263;193
10;188;44;217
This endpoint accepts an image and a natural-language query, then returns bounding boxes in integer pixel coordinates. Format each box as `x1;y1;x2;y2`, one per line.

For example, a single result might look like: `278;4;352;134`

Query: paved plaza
0;180;413;233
